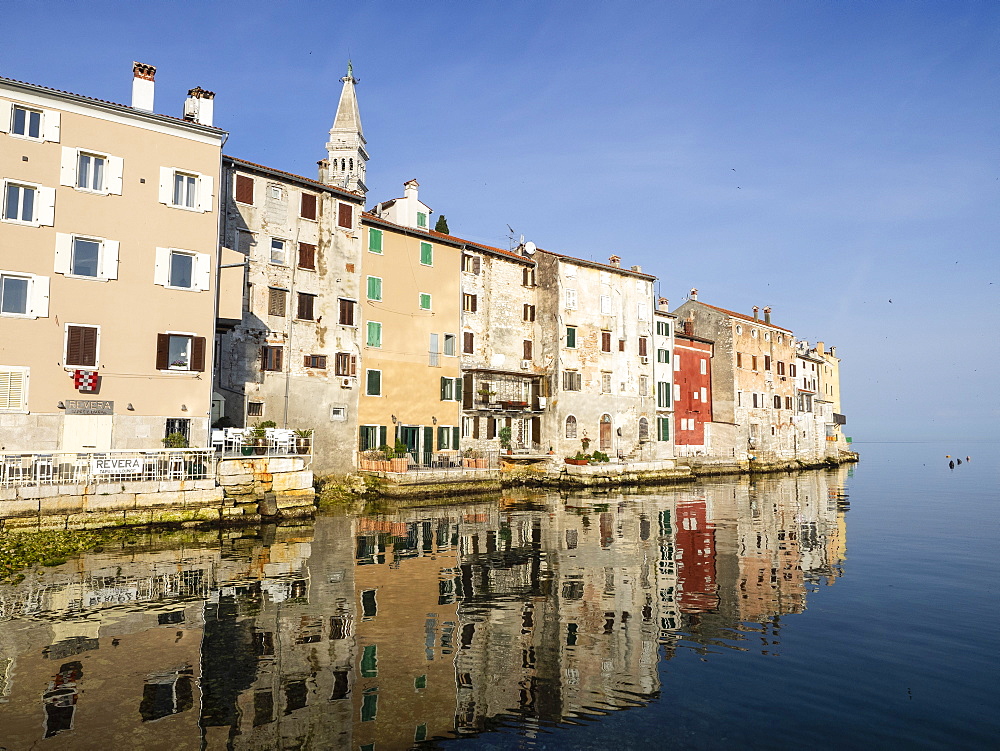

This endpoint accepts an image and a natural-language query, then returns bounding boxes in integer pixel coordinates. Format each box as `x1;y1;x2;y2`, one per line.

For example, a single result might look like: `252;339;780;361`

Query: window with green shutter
366;369;381;395
366;322;381;348
417;211;427;228
366;276;382;301
566;326;577;348
658;417;670;441
420;242;433;266
360;644;378;677
368;227;383;253
657;321;669;336
452;426;460;451
419;293;431;310
657;381;670;408
361;690;378;722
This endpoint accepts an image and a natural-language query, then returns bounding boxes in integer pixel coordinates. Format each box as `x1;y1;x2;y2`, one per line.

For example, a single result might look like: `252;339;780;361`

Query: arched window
565;415;577;439
638;417;649;441
341;159;346;171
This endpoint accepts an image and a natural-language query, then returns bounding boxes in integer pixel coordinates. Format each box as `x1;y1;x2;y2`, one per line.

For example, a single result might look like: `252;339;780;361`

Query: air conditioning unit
640;356;649;365
340;377;352;388
520;360;531;369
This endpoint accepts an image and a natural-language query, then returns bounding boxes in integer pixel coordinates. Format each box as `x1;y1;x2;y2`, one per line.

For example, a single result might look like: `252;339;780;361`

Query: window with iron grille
247;401;264;417
164;418;190;443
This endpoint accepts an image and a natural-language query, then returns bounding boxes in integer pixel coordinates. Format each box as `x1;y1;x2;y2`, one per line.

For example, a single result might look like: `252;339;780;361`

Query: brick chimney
183;86;215;126
609;255;621;268
752;306;759;321
131;62;156;112
763;306;771;325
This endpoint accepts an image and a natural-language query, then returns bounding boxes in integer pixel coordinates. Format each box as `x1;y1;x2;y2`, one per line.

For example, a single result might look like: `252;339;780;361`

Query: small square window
269;184;283;200
270;239;286;264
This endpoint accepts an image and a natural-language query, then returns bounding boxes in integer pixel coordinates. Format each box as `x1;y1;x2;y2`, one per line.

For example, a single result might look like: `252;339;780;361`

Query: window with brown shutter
752;355;758;371
638;337;648;356
522;304;535;322
463;294;477;312
298;243;316;270
523;339;532;360
736;352;743;368
66;325;98;367
297;293;316;321
338;203;353;228
261;346;283;372
191;337;206;372
619;339;625;352
765;355;771;371
300;193;317;220
156;333;170;370
463;332;474;354
303;354;327;368
235;174;254;205
338;298;355;326
335;352;357;376
601;331;611;352
268;288;287;317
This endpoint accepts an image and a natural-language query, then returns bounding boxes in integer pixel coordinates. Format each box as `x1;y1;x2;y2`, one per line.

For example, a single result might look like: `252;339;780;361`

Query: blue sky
3;1;997;441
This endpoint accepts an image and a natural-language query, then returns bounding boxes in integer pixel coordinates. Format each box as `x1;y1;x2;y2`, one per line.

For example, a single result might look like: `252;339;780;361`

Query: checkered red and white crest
73;370;99;392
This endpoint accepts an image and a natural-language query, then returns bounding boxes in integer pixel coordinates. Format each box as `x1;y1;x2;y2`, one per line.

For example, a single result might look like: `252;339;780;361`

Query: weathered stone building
673;293;799;460
215;156;365;473
535;251;663;459
458;242;544;454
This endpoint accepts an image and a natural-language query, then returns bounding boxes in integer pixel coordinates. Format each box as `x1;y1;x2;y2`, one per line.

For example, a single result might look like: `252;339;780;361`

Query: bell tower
320;61;367;195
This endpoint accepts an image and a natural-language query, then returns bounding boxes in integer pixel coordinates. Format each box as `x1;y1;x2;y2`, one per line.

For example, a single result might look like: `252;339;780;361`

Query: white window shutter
154;247;170;286
36;187;56;226
198;174;214;212
53;232;72;275
195;252;211;291
59;147;77;187
158;167;172;205
106;156;124;195
0;100;10;133
42;110;60;142
102;240;120;280
30;275;49;318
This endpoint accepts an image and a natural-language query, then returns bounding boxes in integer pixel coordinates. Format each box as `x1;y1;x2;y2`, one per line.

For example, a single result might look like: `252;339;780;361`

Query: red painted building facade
675;499;719;613
673;327;714;447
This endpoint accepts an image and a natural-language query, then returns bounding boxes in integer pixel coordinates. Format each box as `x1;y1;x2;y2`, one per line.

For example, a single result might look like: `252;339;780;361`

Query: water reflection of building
0;466;849;748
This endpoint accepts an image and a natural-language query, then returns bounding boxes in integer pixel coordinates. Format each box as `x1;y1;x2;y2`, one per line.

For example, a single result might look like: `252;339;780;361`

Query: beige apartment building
0;64;226;452
359;181;462;460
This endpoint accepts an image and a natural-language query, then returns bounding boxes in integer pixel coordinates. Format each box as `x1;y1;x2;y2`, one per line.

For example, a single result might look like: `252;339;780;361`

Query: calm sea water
0;441;996;750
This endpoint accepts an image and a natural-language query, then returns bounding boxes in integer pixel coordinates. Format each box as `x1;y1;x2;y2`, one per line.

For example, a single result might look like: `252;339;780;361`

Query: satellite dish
523;241;536;255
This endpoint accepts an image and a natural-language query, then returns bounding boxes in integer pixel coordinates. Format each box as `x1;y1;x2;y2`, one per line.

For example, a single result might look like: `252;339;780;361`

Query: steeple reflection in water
0;467;849;749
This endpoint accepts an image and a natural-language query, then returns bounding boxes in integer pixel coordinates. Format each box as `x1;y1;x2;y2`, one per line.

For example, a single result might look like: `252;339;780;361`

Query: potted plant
581;435;591;453
377;445;393;472
589;450;611;464
249;425;268;455
477;387;496;403
565;452;590;466
498;426;513;455
294;429;313;455
162;432;188;449
390;441;409;473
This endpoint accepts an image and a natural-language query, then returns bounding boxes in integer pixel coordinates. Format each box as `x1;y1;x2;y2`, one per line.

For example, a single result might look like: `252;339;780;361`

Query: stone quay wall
0;456;314;531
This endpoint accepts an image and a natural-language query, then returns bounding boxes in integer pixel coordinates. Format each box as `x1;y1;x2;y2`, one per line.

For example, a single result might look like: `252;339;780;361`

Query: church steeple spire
320;61;367;195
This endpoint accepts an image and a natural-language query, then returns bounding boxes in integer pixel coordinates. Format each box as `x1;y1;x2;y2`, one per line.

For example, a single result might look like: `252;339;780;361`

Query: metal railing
212;428;313;461
359;450;502;474
1;449;216;488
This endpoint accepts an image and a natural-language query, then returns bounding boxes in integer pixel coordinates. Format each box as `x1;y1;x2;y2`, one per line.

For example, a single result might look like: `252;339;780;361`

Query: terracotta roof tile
695;302;793;333
225;155;364;201
360;212;532;262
